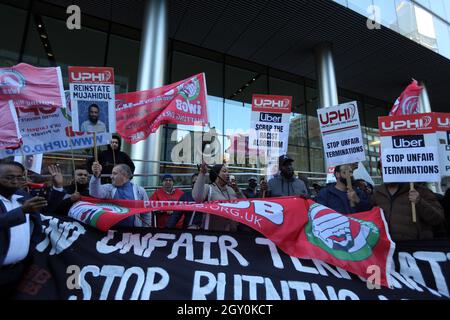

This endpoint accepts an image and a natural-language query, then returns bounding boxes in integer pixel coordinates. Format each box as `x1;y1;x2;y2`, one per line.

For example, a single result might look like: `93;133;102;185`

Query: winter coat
87;140;135;175
267;174;308;197
150;188;184;228
371;183;445;241
315;183;372;214
0;192;42;266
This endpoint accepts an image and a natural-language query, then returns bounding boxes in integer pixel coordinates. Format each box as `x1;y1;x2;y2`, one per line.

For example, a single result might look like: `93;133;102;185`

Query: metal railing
41;152;384;193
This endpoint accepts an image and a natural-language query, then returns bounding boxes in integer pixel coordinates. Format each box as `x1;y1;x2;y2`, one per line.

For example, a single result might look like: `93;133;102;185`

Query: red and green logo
306;203;380;261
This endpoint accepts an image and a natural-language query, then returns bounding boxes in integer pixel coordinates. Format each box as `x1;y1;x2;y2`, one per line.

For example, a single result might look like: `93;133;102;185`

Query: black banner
13;215;450;300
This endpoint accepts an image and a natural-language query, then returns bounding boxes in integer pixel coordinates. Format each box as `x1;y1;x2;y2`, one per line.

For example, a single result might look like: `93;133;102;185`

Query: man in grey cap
261;154;309;197
243;176;260;198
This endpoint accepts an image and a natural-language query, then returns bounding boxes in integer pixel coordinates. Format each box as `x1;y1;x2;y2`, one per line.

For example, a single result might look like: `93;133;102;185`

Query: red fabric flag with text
116;73;208;144
71;196;395;287
389;80;423;116
0;63;66;108
0;100;22;150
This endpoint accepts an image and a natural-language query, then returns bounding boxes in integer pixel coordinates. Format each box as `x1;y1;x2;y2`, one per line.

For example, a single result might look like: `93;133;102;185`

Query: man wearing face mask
262;155;308;197
86;135;135;184
0;161;46;298
315;164;371;214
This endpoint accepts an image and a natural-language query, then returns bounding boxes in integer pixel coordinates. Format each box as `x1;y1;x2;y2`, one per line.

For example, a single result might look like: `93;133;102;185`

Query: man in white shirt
80;103;107;132
0;161;47;299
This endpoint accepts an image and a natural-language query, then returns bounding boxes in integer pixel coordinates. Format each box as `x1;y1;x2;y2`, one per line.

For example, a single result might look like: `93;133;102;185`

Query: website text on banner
0;63;66;108
379;113;441;183
318;101;366;167
71;196;395;287
0;101;22;150
69;66;116;133
0;106;111;158
249;94;292;176
116;73;208;144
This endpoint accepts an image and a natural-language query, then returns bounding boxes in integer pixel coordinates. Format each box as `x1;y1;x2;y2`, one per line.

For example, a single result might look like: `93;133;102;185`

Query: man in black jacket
87;135;135;183
46;165;90;216
0;160;47;298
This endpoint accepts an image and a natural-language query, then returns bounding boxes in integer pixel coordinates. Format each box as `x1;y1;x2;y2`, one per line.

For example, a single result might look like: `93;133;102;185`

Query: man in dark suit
0;160;47;299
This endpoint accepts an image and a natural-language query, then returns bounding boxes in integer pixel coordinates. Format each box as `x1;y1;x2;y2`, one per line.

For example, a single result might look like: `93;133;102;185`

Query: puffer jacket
371;183;445;241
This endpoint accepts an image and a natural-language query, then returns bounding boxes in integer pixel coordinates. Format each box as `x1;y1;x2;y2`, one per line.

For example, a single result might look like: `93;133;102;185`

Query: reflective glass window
348;0;374;17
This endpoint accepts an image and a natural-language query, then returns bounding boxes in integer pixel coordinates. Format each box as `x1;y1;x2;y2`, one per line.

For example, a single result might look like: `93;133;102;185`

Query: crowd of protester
1;135;450;297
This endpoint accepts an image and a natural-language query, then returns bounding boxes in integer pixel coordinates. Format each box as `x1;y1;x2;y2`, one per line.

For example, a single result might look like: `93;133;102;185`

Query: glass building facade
1;0;448;191
337;0;450;59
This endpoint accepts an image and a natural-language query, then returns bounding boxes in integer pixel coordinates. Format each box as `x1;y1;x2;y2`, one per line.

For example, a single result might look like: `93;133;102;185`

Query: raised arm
192;161;209;202
89;161;109;199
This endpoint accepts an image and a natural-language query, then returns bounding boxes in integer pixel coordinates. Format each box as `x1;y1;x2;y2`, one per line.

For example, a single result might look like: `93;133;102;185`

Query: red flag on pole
116;73;208;144
0;63;66;108
0;100;22;150
389;79;423;116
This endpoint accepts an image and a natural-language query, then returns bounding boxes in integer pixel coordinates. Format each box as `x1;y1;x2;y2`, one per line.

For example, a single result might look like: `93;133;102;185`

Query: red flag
0;100;22;150
389;80;423;116
116;73;208;144
74;196;395;287
0;63;66;108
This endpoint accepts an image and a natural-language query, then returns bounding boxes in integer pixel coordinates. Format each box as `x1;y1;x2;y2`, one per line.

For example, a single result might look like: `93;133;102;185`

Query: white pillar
130;0;168;187
418;82;439;193
314;42;339;108
314;42;339;174
418;82;432;113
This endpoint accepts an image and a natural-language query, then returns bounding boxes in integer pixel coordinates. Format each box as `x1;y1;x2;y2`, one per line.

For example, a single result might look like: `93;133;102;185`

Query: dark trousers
0;262;26;299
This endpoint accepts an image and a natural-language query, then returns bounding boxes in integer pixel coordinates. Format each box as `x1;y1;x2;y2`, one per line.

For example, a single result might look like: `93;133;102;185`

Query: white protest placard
69;66;115;133
318;101;365;167
435;113;450;177
378;113;440;183
14;153;43;174
249;94;292;176
0;105;111;158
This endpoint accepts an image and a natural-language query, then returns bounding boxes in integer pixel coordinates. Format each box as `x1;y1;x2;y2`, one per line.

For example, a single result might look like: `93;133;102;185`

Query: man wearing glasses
0;160;47;299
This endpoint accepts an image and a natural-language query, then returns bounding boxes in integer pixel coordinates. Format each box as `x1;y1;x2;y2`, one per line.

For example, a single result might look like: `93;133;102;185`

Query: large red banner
73;196;395;287
0;63;66;108
116;73;208;144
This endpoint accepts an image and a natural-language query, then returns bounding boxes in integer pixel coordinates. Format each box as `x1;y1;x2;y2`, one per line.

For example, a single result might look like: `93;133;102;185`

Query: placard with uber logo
317;101;366;167
250;94;292;176
435;112;450;177
379;113;440;183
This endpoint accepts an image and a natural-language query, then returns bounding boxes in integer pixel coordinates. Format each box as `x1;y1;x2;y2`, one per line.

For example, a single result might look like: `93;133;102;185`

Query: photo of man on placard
79;101;108;133
14;154;43;174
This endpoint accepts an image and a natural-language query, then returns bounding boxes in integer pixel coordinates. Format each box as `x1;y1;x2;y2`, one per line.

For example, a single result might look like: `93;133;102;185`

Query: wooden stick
68;136;78;193
346;175;356;208
112;141;116;168
93;132;98;163
20;146;29;190
410;182;417;223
